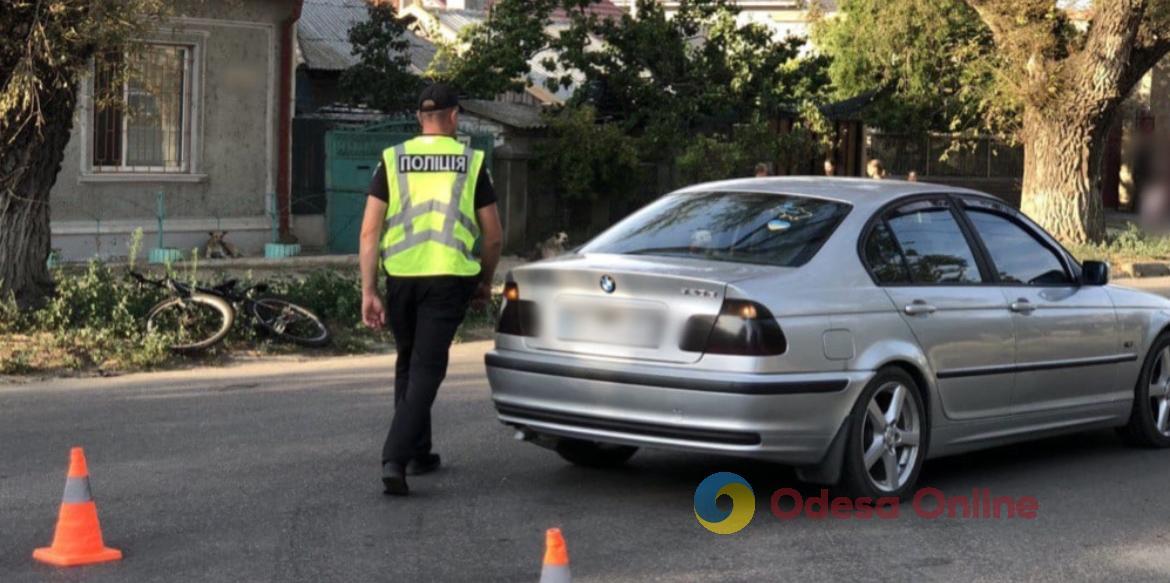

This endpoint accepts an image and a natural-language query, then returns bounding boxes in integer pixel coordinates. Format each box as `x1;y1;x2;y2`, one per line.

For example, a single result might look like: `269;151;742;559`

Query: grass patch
0;258;500;377
1066;223;1170;267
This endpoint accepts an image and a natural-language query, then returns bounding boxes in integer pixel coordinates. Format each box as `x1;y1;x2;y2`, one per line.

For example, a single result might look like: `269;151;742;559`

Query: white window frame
80;30;208;183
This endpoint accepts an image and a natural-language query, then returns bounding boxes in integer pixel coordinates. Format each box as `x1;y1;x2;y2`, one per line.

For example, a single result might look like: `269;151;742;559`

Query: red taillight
679;299;786;355
497;282;538;336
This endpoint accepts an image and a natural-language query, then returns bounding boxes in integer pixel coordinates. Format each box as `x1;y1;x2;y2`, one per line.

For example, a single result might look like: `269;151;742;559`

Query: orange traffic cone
33;447;123;567
539;527;571;583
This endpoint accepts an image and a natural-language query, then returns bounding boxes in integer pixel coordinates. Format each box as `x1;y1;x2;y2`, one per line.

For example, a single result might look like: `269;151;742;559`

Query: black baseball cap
418;83;460;112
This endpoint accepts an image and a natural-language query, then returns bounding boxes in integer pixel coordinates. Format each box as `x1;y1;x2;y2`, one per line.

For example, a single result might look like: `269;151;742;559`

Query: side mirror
1081;260;1109;286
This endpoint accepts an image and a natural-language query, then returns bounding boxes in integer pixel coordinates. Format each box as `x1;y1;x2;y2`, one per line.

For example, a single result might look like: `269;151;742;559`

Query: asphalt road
4;341;1170;582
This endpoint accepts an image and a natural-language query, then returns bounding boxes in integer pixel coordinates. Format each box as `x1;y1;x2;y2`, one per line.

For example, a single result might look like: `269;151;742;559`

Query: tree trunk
0;85;76;308
1018;109;1108;245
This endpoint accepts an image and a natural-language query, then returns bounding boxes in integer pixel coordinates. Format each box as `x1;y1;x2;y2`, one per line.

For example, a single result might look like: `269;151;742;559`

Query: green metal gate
325;119;494;253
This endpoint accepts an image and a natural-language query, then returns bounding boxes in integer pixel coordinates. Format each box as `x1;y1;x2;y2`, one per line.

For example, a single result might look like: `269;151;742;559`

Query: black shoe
381;462;409;496
407;453;441;476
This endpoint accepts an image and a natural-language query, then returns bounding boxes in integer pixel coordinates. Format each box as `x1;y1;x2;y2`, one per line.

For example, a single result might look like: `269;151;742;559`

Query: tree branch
960;0;1014;51
1120;36;1170;99
960;0;1068;96
1074;0;1145;106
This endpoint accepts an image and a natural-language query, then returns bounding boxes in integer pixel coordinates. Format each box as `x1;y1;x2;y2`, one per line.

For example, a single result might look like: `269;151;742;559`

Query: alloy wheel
1150;346;1170;437
861;381;922;493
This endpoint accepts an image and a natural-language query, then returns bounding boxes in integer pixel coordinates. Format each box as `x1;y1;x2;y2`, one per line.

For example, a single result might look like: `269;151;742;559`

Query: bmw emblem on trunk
600;275;616;294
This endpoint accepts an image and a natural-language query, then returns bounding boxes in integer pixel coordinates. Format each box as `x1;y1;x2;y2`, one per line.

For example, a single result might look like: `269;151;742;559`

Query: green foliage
677;109;827;184
341;1;424;113
440;0;833;225
118;331;175;369
444;0;829;159
18;261;171;371
1067;223;1170;264
266;270;364;330
0;288;24;334
2;1;173;305
430;0;561;97
568;0;829;158
774;129;821;175
537;105;640;201
0;350;33;374
558;0;734;153
1;0;171;132
0;258;502;375
812;0;1005;135
675;123;778;183
35;260;162;337
677;133;746;184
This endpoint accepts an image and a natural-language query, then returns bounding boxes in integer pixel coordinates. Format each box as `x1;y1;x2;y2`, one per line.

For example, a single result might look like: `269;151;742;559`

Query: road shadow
516;426;1149;502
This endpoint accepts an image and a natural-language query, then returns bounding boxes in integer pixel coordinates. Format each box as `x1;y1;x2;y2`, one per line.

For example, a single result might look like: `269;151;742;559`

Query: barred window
93;44;191;173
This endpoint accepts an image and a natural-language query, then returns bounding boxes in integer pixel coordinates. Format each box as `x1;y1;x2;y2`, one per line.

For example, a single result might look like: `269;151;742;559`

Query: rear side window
882;200;983;284
581;191;852;267
863;221;911;284
965;210;1072;285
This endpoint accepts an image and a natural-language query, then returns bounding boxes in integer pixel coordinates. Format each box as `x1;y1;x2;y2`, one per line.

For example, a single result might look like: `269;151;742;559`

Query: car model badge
681;287;718;298
600;275;616;294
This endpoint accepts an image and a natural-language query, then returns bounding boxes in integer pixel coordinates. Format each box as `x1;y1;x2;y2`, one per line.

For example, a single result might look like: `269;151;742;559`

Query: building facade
50;0;304;262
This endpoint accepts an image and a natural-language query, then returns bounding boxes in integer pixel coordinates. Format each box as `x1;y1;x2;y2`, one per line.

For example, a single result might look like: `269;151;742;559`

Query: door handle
903;300;937;316
1009;299;1036;313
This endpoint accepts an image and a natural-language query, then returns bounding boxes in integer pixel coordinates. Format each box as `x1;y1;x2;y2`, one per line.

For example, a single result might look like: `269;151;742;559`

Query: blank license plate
557;305;664;347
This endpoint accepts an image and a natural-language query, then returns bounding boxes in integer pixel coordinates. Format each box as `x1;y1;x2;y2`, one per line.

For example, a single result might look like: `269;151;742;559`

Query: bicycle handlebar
127;271;188;294
128;270;163;286
127;270;263;299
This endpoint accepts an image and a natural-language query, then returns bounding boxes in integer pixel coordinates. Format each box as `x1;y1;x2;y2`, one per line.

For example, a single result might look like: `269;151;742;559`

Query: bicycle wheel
146;293;235;353
250;297;331;347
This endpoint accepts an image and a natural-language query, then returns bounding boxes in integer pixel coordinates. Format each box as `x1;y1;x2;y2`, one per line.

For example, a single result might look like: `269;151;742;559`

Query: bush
266;270;363;329
537;105;640;202
0;256;501;375
0;289;24;334
35;260;163;337
1067;223;1170;263
677;116;827;183
677;133;745;184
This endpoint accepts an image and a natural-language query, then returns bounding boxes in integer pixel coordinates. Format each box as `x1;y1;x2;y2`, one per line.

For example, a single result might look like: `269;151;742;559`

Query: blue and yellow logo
694;472;756;534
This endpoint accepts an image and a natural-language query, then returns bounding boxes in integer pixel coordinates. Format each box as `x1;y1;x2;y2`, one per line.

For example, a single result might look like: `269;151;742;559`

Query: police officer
358;83;503;496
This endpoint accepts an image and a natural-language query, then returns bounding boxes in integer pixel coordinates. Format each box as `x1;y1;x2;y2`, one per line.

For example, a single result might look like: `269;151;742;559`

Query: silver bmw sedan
485;177;1170;498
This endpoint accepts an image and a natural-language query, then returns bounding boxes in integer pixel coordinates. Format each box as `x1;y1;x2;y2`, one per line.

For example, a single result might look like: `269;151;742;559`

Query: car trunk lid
510;254;766;364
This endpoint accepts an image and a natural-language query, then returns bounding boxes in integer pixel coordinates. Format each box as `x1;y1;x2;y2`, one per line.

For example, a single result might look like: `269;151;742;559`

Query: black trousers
381;275;477;466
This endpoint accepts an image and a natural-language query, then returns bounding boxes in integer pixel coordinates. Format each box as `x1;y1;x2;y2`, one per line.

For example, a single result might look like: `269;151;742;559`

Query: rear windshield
581;191;852;267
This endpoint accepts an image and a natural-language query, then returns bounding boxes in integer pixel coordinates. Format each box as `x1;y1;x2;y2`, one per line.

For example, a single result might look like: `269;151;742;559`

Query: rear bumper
485;349;874;465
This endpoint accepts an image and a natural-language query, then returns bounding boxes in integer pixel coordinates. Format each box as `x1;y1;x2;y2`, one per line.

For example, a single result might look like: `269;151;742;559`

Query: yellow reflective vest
379;135;484;277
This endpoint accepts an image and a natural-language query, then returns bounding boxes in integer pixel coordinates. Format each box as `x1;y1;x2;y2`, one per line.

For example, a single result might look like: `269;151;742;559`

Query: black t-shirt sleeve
368;163;389;202
369;159;495;208
475;164;496;209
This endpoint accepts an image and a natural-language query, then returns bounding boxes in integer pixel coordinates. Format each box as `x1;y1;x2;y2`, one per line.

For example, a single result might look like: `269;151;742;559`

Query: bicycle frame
129;271;266;306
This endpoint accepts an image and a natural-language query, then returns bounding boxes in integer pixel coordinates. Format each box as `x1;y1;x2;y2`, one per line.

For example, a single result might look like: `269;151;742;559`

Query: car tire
839;367;928;499
555;438;638;468
1120;332;1170;448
